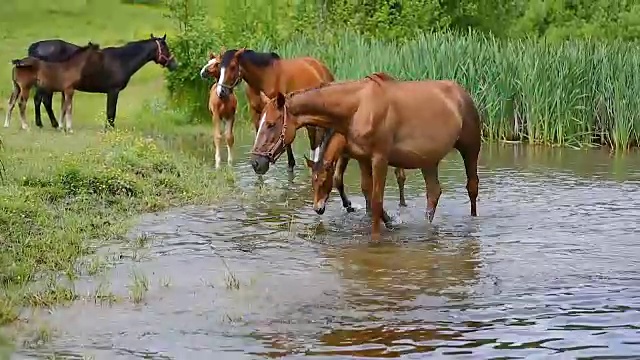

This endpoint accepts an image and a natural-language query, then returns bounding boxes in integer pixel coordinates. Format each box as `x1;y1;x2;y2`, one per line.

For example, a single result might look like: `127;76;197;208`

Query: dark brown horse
8;42;102;133
200;50;239;168
304;128;407;224
5;35;177;130
250;72;481;240
215;48;335;174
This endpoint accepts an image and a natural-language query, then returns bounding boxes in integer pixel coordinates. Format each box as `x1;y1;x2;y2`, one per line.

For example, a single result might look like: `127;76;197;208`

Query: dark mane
220;49;280;68
102;38;154;57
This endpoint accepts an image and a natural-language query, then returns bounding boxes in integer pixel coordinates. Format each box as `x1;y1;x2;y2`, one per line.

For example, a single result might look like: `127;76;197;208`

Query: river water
12;136;640;359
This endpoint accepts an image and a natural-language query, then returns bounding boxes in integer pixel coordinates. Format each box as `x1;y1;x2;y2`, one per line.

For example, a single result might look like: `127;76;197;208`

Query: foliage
161;3;640;149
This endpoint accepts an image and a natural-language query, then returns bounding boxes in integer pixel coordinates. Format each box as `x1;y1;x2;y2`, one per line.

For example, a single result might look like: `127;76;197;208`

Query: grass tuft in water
128;269;150;305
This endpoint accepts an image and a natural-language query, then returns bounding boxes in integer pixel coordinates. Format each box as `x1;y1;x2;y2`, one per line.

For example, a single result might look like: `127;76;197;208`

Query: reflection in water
11;141;640;359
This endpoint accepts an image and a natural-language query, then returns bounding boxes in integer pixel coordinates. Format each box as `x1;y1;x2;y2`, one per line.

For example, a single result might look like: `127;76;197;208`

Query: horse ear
259;92;270;104
162;33;167;40
150;33;154;38
276;92;286;109
234;48;247;59
209;52;215;59
304;155;314;169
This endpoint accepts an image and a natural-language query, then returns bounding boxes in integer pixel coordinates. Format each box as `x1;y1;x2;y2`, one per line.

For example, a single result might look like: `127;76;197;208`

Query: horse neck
288;81;365;130
110;41;156;78
240;61;277;95
322;133;347;166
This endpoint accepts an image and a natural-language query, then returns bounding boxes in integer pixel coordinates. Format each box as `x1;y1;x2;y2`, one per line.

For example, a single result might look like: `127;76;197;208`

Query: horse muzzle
250;155;270;175
313;200;326;215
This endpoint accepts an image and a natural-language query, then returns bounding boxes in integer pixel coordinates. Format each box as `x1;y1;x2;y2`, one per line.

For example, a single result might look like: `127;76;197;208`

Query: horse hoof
287;166;295;173
3;124;8;128
399;200;408;207
345;206;355;213
426;209;435;223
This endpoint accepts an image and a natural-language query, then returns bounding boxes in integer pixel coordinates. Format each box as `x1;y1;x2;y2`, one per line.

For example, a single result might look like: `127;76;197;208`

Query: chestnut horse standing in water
199;51;238;168
250;72;481;239
8;42;102;133
215;48;334;174
304;128;407;224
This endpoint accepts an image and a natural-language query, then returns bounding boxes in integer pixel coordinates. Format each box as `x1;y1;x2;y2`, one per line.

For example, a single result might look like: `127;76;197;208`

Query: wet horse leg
358;158;393;234
459;147;479;217
371;153;390;238
224;114;235;166
333;154;355;212
421;164;442;223
285;145;296;172
395;167;407;207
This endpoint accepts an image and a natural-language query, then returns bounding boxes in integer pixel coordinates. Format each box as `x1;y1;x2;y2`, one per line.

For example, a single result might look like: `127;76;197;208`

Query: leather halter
154;39;174;67
250;105;289;164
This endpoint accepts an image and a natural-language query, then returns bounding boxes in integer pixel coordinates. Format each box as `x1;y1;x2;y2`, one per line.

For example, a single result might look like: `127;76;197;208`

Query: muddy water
14;138;640;359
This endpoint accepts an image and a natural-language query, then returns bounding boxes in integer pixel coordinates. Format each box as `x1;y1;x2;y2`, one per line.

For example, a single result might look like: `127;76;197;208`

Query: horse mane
365;72;395;86
221;49;280;68
11;57;35;67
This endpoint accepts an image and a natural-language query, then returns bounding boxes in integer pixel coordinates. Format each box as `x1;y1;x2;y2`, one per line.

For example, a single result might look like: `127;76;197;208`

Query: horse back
281;57;334;89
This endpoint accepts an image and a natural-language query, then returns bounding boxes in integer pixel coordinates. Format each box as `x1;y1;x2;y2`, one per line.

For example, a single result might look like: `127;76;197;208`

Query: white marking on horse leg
66;103;73;134
311;147;321;162
216;67;226;97
199;58;217;78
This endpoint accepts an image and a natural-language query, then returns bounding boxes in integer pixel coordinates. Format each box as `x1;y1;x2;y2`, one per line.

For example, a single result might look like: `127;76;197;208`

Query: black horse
24;33;178;129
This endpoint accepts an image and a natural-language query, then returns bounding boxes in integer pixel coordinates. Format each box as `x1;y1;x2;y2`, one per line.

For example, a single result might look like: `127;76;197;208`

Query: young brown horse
304;128;408;222
215;48;335;174
250;72;482;240
7;42;102;133
200;51;239;168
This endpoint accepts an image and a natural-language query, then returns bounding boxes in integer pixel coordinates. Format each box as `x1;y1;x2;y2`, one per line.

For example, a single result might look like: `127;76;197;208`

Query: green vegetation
165;0;640;149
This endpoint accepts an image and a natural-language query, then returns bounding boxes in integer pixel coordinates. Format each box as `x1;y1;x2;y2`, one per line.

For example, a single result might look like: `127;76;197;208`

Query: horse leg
18;85;30;131
285;145;295;173
307;126;321;162
333;154;355;212
395;168;408;207
106;91;119;129
42;90;59;129
421;165;442;223
456;147;480;217
63;90;74;133
225;115;235;166
33;88;44;128
357;158;393;233
371;154;390;237
58;92;66;131
212;113;222;169
4;83;19;128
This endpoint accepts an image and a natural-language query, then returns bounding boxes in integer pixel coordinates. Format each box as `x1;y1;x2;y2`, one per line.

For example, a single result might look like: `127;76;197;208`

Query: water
12;136;640;359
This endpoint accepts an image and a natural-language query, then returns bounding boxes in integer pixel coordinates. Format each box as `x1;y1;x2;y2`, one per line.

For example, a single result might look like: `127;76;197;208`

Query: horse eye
267;122;275;129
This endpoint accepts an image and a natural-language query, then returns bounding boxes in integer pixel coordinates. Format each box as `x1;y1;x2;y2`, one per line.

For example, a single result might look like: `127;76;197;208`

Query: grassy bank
0;0;245;351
